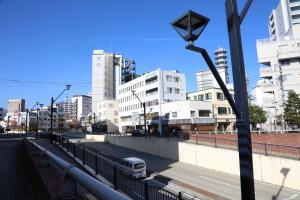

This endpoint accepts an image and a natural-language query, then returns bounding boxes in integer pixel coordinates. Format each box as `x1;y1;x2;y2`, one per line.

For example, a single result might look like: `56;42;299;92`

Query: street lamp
50;84;71;140
171;1;255;199
131;90;147;138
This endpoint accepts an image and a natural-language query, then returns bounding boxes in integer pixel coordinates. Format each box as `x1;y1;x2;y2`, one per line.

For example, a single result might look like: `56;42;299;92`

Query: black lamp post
50;84;71;141
132;90;147;138
171;1;255;199
7;115;11;134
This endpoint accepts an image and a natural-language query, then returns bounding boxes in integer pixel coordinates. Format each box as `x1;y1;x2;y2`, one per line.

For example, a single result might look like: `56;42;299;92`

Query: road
76;138;300;200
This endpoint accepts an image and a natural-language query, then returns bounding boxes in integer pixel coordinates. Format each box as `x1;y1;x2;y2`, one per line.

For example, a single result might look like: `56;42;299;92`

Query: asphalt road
77;139;300;200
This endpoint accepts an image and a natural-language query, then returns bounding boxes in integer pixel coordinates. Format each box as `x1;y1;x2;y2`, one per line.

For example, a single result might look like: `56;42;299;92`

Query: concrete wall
88;135;300;190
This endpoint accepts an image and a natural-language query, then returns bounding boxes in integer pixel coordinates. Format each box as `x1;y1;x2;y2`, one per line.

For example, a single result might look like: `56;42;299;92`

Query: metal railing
26;138;129;200
188;134;300;160
53;134;186;200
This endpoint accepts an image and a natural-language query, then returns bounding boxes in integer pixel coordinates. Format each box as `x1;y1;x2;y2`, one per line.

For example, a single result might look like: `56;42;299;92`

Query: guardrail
53;134;187;200
26;138;129;200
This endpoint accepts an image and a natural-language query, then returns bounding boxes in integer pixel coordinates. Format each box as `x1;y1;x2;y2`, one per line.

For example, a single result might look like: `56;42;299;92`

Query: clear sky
0;0;278;108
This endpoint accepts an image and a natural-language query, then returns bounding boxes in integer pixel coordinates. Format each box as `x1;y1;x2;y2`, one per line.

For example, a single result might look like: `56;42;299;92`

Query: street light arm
239;0;253;24
53;88;68;103
133;93;144;108
186;44;240;118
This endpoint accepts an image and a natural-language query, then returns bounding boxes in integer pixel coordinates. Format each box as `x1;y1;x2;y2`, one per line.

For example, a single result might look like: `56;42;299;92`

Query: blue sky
0;0;278;108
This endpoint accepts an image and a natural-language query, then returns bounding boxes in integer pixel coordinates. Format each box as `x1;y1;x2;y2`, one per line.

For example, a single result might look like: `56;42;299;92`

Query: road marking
198;175;240;189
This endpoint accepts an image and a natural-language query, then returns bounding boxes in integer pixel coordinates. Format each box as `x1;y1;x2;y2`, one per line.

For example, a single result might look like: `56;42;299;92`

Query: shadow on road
272;167;290;200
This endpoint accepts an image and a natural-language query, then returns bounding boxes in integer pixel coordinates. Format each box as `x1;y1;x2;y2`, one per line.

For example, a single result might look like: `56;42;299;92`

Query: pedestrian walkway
0;140;34;200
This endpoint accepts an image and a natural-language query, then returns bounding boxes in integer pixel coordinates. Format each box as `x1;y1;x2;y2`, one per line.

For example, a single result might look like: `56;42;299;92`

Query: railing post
114;165;117;190
214;137;217;148
178;192;182;200
144;179;149;200
95;153;98;175
264;143;267;156
82;146;85;165
67;140;69;152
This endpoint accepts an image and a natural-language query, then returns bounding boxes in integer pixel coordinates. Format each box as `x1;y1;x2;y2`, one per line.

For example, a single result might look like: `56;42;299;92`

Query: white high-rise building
117;69;186;134
196;48;232;91
269;0;300;41
92;50;136;115
71;95;92;125
253;0;300;129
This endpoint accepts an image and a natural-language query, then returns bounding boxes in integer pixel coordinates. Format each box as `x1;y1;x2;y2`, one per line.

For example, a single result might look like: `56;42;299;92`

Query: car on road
119;157;146;179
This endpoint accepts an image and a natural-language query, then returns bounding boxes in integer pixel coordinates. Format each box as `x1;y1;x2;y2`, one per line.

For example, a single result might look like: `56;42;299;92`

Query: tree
284;91;300;128
249;104;267;130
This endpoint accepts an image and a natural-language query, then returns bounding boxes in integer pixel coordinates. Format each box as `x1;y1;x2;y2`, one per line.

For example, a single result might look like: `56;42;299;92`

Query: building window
217;92;224;100
280;59;290;66
166;75;172;82
174;77;180;82
194;96;197;100
198;94;204;101
165;113;169;120
99;112;102;117
114;119;118;123
172;112;177;118
218;107;227;115
175;88;180;94
205;93;212;100
109;103;114;108
228;107;231;114
103;111;106;115
191;111;196;117
167;87;173;93
198;110;210;117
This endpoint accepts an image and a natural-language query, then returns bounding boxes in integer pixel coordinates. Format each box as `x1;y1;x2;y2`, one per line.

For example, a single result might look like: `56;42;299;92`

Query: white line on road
283;194;300;200
199;175;240;190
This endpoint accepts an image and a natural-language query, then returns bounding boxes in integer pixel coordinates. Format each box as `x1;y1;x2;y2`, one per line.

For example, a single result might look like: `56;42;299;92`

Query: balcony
259;67;272;78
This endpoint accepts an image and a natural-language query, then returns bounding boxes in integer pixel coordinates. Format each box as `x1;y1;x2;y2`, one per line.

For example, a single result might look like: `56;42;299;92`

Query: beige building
8;99;25;113
187;88;236;132
97;100;119;133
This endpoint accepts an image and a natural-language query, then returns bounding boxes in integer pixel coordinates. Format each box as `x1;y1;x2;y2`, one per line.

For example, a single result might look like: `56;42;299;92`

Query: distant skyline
0;0;278;108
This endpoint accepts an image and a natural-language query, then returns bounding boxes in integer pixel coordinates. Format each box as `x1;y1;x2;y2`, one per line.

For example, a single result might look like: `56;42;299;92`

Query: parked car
132;129;144;137
119;157;146;179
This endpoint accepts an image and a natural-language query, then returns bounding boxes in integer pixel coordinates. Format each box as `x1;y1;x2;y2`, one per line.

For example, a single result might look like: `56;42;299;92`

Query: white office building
252;0;300;129
118;68;186;134
196;48;232;91
91;50;136;115
269;0;300;41
71;95;92;126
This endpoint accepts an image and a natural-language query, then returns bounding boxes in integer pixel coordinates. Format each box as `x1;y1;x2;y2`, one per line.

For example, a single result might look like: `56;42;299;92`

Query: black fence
52;134;184;200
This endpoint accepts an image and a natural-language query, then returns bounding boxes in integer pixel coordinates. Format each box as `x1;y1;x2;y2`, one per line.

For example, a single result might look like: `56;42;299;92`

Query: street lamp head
131;90;136;95
39;103;44;108
36;101;40;105
171;10;210;44
66;84;71;90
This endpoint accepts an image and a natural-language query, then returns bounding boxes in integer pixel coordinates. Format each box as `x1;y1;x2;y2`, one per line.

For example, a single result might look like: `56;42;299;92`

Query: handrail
26;139;129;200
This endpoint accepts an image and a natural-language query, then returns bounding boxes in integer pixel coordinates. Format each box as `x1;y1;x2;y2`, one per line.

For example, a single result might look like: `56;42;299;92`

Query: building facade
252;0;300;129
187;88;236;132
118;68;186;134
196;48;232;91
269;0;300;41
91;50;137;115
71;95;92;127
96;100;119;133
8;99;25;113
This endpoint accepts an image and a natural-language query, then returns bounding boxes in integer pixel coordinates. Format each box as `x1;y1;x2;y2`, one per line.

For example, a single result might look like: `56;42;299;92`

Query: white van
120;157;146;179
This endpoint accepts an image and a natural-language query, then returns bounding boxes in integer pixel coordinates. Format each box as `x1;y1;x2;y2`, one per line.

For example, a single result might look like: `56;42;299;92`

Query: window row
119;92;145;103
166;87;182;94
119;81;145;95
166;75;180;83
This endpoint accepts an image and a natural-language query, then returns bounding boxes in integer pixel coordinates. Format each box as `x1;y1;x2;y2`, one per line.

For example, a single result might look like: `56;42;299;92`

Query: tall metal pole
25;111;28;134
225;0;255;199
36;109;39;133
7;116;10;134
50;97;54;141
143;102;147;138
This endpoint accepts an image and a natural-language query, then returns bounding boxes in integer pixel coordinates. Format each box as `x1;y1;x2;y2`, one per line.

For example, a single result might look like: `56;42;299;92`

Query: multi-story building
97;100;119;133
118;68;186;134
8;99;25;113
187;88;236;132
160;100;215;134
268;0;300;41
63;97;72;120
71;95;92;127
196;48;232;91
252;0;300;129
91;50;137;114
